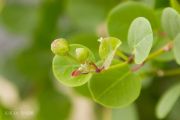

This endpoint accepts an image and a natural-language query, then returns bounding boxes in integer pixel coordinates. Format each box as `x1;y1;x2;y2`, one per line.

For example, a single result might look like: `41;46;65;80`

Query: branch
131;41;173;72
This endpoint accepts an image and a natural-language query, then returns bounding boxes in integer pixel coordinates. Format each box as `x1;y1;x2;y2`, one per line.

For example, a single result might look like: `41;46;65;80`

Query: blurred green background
0;0;180;120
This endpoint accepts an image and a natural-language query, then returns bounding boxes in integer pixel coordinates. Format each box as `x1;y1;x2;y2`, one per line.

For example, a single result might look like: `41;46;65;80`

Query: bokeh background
0;0;180;120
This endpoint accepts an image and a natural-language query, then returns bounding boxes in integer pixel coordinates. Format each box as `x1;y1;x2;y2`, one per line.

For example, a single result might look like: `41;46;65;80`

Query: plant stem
116;50;128;61
146;48;164;61
156;68;180;77
131;41;173;72
146;41;173;61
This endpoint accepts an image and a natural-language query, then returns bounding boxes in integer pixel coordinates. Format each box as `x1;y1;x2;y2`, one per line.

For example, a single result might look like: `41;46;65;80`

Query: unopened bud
75;48;89;63
51;38;69;56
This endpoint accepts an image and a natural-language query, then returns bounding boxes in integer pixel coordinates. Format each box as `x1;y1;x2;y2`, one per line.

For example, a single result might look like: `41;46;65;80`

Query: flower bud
75;48;89;63
51;38;69;56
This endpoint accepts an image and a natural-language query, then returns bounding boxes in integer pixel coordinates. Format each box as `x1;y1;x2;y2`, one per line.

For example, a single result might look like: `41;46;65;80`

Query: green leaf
162;7;180;39
89;63;141;108
99;37;121;69
173;33;180;65
52;44;95;87
156;83;180;119
128;17;153;64
112;104;139;120
107;1;157;52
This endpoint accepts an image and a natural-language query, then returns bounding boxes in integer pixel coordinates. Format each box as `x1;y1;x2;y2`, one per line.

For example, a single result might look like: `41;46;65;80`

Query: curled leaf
99;37;121;69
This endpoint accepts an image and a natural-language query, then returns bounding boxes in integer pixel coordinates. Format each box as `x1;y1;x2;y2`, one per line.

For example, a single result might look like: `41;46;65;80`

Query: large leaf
156;83;180;119
89;63;141;108
173;33;180;65
128;17;153;64
107;1;157;52
53;44;95;87
99;37;121;69
162;7;180;39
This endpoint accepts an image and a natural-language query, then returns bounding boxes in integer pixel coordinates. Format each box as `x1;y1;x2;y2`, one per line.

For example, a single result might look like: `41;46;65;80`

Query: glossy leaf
156;83;180;119
53;44;95;87
162;7;180;39
89;63;141;108
128;17;153;64
173;33;180;65
107;1;157;52
99;37;121;69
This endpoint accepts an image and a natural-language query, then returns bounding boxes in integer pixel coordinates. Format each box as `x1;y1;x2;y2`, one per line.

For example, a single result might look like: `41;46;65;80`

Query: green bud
75;48;89;63
51;38;69;56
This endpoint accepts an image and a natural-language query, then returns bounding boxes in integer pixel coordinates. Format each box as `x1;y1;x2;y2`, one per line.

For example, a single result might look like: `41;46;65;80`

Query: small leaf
52;44;95;87
128;17;153;64
173;33;180;65
99;37;121;69
156;83;180;119
162;7;180;39
89;63;141;108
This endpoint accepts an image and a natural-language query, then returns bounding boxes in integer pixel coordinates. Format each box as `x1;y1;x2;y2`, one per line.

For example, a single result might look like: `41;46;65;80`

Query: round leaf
89;63;141;108
156;83;180;119
52;44;95;87
173;33;180;65
162;7;180;39
128;17;153;64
